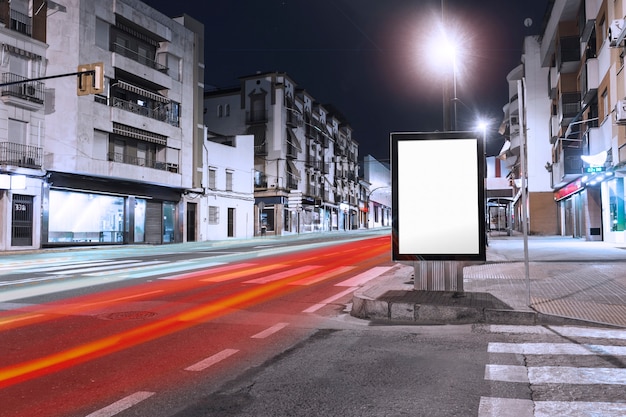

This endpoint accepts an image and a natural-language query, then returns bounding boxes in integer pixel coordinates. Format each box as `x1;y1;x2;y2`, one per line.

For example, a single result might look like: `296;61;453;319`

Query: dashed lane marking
84;391;155;417
302;287;357;313
185;349;239;372
251;323;289;339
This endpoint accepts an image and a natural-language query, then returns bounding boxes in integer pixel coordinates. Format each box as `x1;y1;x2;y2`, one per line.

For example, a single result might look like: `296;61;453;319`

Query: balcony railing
107;152;171;171
111;97;179;127
246;110;268;124
111;42;168;73
1;73;44;104
0;142;42;168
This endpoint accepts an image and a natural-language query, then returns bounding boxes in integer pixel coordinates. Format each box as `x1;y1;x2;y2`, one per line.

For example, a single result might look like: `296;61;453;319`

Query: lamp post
430;32;459;131
477;120;489;246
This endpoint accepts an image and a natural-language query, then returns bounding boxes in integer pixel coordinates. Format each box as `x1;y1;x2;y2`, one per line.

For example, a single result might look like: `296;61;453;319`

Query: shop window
48;190;125;243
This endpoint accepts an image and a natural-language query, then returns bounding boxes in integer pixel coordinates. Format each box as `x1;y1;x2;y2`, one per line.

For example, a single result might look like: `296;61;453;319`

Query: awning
116;80;169;103
286;128;302;152
286;159;301;180
113;122;167;146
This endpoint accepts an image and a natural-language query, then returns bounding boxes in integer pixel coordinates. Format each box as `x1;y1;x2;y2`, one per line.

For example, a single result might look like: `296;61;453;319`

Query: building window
225;104;230;116
602;88;609;120
96;18;109;50
226;170;233;191
208;168;217;189
8;119;27;145
217;105;223;118
208;206;219;224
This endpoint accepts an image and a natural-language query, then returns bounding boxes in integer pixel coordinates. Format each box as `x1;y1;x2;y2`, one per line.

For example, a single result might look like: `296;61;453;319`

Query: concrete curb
350;264;625;328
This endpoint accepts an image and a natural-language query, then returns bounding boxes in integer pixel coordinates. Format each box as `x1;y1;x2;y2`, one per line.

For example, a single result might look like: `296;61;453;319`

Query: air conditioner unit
616;100;626;123
609;19;626;47
22;84;37;98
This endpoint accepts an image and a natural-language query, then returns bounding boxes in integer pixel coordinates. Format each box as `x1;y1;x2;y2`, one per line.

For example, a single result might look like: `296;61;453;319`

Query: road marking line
244;265;319;284
83;261;167;276
0;313;45;327
251;322;289;339
84;391;155;417
303;287;357;313
488;325;626;340
81;290;165;307
47;260;146;275
185;349;239;372
201;264;286;282
478;397;626;417
157;262;226;279
488;342;626;356
288;266;355;286
335;266;394;287
485;364;626;385
534;400;626;416
478;397;533;417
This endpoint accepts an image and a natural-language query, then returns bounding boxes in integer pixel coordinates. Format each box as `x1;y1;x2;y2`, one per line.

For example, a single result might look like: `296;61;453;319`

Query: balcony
0;142;42;169
246;110;268;125
0;73;44;110
560;92;581;126
111;42;168;74
580;58;598;106
551;146;583;188
557;36;581;74
107;152;172;172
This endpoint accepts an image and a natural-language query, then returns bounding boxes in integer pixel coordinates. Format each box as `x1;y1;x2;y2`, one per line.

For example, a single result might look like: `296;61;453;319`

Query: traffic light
77;62;104;96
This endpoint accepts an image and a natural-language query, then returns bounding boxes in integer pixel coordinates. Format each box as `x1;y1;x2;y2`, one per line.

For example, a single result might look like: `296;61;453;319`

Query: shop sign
554;179;583;201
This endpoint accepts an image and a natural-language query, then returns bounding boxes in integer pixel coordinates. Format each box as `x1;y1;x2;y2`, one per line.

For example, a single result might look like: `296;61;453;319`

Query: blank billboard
391;131;486;261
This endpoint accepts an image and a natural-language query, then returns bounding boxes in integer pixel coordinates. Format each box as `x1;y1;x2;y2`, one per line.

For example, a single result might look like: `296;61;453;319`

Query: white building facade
361;155;391;229
199;133;255;240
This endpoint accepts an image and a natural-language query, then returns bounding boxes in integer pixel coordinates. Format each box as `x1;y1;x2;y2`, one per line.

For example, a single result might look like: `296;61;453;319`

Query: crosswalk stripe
478;397;533;417
533;400;626;417
487;325;626;340
485;364;626;385
202;264;287;283
479;397;626;417
288;266;355;286
335;266;393;287
244;265;320;284
488;342;626;356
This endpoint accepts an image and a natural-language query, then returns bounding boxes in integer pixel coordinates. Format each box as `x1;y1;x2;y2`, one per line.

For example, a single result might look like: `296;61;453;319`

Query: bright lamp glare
428;33;458;70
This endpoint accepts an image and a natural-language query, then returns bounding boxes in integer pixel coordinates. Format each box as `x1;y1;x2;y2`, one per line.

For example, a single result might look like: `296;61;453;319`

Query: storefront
42;172;183;246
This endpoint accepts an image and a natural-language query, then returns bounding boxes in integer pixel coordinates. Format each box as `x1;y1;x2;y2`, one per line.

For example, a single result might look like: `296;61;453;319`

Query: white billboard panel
391;131;486;261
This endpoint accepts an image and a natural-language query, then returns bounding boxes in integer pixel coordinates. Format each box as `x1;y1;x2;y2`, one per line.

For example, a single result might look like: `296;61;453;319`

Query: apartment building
0;0;52;250
1;0;204;250
204;72;360;236
500;35;554;236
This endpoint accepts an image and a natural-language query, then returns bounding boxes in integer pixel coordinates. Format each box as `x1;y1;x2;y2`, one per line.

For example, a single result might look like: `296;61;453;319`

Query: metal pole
517;79;531;307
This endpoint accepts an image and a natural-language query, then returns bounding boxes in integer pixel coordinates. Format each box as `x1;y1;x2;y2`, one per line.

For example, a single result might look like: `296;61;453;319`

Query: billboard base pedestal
413;261;464;292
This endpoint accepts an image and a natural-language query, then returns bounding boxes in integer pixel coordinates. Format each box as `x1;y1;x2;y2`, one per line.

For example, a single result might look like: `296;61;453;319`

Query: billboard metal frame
391;131;486;262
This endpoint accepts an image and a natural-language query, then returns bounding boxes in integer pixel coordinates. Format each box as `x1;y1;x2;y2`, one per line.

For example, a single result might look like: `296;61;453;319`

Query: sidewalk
351;234;626;328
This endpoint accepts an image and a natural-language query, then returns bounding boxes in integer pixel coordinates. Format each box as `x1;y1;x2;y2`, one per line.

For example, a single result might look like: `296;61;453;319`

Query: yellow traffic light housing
77;62;104;95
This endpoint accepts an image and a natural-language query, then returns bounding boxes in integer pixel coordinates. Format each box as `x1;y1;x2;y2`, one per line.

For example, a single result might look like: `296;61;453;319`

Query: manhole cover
101;311;157;321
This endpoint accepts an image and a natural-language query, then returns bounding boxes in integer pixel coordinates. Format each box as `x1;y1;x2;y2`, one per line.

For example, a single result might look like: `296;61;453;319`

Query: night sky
143;0;548;162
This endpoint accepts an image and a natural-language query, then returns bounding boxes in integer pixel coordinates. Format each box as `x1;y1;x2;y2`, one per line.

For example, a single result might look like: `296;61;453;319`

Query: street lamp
476;120;488;245
429;33;460;131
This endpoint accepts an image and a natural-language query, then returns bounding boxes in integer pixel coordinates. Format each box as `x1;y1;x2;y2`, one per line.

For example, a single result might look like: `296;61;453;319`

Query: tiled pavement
352;234;626;327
